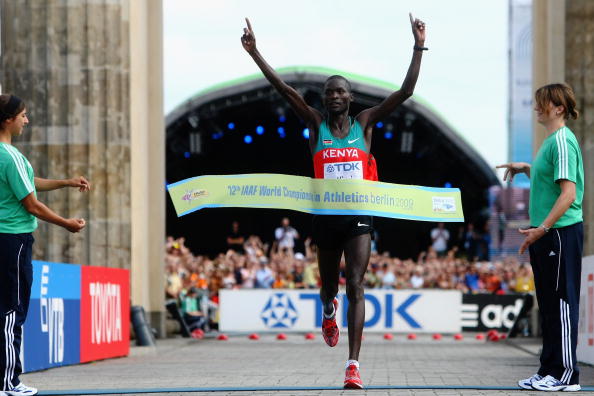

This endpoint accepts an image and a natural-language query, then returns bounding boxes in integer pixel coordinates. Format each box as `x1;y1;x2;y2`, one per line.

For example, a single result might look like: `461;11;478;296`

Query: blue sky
164;0;509;169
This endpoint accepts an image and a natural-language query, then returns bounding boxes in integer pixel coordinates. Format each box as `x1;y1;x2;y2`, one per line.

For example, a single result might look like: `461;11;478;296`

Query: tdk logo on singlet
322;148;360;159
327;162;361;172
324;161;363;180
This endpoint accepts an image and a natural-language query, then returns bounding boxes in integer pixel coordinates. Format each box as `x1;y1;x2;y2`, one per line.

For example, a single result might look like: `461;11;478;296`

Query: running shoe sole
532;383;581;392
344;381;364;389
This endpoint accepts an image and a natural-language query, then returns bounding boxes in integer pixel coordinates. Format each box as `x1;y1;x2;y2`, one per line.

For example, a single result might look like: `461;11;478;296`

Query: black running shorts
312;215;373;250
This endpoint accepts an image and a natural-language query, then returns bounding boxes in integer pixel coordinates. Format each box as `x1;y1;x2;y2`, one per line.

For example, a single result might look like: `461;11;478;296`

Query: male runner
241;14;426;388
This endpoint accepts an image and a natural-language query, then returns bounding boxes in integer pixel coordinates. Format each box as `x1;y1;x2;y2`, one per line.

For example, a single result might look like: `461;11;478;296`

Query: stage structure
166;67;500;258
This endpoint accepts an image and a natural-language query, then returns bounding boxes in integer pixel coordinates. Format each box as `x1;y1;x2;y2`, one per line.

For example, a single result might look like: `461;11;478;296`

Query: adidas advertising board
461;294;525;332
220;289;461;333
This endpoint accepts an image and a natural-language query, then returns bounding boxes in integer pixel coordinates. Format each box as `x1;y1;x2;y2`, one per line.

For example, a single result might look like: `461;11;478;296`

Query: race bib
323;161;363;179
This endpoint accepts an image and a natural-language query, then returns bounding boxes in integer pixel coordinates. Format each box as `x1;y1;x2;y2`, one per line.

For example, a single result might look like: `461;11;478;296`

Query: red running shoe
344;363;363;389
322;298;339;347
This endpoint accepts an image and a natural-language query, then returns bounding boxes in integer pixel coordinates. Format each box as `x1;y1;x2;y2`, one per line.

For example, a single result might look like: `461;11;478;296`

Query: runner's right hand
241;18;256;54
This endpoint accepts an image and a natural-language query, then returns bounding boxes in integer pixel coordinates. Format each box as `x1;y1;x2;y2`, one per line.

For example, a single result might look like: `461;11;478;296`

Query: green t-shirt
181;295;199;314
529;126;584;228
0;142;37;233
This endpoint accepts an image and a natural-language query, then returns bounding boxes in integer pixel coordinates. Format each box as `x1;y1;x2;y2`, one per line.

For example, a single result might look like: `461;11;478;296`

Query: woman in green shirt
498;83;584;392
0;94;90;396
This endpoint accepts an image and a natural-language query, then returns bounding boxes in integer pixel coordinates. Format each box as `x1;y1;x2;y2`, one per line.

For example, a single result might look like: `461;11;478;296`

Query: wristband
414;45;428;51
539;224;550;233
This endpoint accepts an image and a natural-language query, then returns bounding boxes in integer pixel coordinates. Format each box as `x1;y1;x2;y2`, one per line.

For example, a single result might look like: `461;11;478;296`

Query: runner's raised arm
357;13;427;147
241;18;322;132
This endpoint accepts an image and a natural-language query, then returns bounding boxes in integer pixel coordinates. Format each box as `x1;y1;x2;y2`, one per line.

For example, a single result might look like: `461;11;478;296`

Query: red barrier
80;267;130;363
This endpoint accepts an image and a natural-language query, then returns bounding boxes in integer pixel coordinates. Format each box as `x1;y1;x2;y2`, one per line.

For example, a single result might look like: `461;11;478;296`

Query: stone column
129;0;166;337
0;0;165;331
0;0;131;269
565;0;594;255
532;0;566;151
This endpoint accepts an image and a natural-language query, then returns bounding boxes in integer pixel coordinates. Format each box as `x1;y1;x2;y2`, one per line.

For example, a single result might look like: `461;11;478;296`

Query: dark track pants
529;222;583;385
0;233;34;391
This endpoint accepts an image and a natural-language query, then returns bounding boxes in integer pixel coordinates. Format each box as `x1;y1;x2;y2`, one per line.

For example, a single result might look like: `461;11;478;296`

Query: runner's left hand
409;13;426;45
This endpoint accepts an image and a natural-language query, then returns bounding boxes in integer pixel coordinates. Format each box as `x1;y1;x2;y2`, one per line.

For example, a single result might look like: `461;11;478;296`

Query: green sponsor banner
167;174;464;222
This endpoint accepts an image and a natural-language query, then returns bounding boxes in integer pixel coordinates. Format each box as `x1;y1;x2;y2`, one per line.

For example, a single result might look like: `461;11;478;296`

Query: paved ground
21;333;594;395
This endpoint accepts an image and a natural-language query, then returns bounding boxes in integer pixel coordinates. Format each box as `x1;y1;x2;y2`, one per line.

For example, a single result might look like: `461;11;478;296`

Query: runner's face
322;79;353;114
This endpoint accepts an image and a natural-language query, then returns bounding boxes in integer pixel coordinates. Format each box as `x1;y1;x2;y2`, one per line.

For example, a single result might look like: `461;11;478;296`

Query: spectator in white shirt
255;258;274;288
410;267;424;289
430;222;450;256
274;217;299;257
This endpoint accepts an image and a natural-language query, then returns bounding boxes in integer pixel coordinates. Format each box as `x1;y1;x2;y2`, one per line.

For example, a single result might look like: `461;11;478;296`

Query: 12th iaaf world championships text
226;184;414;210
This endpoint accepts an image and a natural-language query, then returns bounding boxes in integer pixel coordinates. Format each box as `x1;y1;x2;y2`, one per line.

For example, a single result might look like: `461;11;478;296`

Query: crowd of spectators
165;220;535;332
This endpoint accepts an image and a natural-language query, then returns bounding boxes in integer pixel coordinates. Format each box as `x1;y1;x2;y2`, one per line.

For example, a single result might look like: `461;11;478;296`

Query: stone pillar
565;0;594;255
0;0;165;333
129;0;166;337
532;0;566;151
0;0;131;269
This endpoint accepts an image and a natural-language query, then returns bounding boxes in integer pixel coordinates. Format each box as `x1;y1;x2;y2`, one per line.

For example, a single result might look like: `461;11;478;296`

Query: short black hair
0;94;25;125
324;75;352;92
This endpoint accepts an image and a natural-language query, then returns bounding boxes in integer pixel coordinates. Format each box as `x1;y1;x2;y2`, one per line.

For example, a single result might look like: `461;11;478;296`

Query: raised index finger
245;17;253;32
495;164;510;169
409;12;414;25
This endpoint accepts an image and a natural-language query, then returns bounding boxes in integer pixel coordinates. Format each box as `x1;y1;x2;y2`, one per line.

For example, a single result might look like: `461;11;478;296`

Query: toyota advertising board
80;266;130;363
220;289;461;333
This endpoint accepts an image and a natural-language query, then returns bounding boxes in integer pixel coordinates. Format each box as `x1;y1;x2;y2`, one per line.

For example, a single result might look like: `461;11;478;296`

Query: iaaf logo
432;196;456;213
181;189;208;203
40;265;65;364
90;282;123;344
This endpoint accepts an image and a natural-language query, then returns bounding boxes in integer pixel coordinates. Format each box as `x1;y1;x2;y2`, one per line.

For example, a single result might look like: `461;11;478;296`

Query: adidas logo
549;251;556;256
